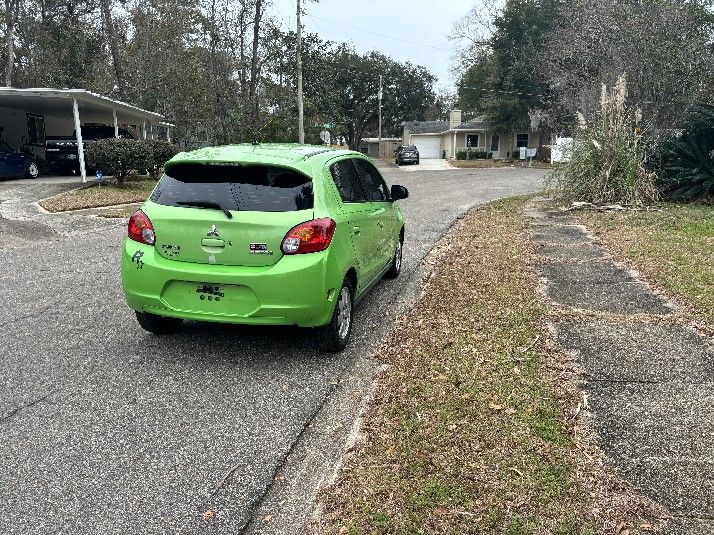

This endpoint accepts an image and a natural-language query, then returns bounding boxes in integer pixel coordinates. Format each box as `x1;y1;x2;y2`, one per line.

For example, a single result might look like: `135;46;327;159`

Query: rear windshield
150;163;313;212
402;146;416;150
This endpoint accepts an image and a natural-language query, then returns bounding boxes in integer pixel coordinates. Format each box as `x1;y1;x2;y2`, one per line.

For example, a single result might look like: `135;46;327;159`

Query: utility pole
378;74;383;143
296;0;305;144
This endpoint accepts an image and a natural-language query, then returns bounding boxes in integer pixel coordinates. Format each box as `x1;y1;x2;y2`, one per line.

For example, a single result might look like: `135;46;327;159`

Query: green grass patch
317;196;598;534
579;203;714;328
40;176;156;213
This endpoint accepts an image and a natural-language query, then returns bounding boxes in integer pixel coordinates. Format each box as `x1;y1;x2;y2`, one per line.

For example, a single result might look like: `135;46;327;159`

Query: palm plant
658;104;714;202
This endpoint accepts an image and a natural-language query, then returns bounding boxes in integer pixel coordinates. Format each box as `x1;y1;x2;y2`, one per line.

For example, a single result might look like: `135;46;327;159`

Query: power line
304;13;453;53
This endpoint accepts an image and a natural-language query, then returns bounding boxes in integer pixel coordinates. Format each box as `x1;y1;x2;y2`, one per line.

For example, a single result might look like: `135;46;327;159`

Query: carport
0;87;171;182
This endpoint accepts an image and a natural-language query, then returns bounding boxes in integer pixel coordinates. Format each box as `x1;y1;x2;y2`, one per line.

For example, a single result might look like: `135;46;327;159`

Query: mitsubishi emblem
207;224;220;237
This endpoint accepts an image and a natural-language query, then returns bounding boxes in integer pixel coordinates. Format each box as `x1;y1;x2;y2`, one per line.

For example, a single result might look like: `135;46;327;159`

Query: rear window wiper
176;201;233;219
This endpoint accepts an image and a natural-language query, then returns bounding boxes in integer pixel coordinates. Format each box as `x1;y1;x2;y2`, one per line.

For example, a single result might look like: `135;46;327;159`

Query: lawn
578;204;714;330
40;177;156;213
449;160;556;169
315;197;650;534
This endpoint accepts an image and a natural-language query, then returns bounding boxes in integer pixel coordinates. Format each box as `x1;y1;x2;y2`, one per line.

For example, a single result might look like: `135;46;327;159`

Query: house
403;109;543;160
358;137;402;158
0;87;173;182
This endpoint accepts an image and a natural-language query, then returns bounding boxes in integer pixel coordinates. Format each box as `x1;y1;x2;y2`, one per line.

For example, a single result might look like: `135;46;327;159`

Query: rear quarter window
150;163;313;212
329;159;366;203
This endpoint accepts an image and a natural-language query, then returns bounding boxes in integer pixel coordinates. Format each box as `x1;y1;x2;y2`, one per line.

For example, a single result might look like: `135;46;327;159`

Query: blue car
0;140;39;179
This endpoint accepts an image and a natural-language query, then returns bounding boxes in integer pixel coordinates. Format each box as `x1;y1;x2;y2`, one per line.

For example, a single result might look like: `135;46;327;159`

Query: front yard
315;197;648;534
578;204;714;331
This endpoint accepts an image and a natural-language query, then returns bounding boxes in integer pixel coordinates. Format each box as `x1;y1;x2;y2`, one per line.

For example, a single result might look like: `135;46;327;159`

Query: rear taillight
281;218;336;254
128;209;156;245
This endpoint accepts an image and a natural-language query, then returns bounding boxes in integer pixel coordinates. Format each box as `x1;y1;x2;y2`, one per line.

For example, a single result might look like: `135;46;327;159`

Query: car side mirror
390;184;409;200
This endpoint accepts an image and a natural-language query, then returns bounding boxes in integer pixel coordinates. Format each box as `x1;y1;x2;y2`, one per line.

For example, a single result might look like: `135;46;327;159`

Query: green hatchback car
121;144;408;351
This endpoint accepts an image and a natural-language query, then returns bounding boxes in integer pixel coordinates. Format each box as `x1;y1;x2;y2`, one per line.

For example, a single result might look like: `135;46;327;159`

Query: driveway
0;167;546;534
395;158;453;172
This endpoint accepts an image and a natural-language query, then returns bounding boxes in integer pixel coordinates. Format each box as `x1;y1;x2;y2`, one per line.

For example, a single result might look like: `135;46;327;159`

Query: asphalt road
0;165;545;534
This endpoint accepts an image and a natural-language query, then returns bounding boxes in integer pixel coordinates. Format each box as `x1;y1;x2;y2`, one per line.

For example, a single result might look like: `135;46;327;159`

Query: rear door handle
353;226;360;235
377;221;384;228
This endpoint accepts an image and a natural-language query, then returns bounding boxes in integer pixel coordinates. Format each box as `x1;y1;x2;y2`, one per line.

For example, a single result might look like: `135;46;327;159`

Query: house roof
361;137;402;143
404;120;449;134
405;116;488;135
455;119;487;130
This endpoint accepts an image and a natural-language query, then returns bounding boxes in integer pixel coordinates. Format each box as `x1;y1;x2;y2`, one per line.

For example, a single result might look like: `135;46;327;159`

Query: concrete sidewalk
527;200;714;535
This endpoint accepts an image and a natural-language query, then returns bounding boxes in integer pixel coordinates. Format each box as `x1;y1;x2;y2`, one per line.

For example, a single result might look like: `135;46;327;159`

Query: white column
150;123;154;140
72;98;87;183
166;127;171;143
452;131;456;159
142;120;147;140
113;109;119;138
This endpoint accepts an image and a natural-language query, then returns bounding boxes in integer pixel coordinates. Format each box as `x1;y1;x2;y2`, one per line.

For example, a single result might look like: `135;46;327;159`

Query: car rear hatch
145;162;314;267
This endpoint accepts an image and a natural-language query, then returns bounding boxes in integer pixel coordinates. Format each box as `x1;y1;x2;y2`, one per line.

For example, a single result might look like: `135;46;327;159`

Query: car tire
384;237;403;279
395;159;400;166
317;278;354;352
25;161;39;179
416;159;420;165
135;312;183;335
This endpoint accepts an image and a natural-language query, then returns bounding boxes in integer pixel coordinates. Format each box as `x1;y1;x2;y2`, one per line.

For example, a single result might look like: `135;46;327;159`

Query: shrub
456;150;468;160
145;140;180;178
85;138;153;186
442;149;447;159
657;104;714;202
549;75;658;205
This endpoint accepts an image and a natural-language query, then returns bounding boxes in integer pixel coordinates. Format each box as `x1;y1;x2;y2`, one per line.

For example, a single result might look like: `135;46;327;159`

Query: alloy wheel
336;286;352;340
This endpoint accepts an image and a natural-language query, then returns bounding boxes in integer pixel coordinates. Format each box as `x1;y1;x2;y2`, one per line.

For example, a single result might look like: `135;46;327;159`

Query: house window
466;134;479;148
516;133;529;148
27;114;45;145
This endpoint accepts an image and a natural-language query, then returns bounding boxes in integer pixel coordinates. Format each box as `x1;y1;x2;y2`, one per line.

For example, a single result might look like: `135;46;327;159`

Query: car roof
167;143;361;170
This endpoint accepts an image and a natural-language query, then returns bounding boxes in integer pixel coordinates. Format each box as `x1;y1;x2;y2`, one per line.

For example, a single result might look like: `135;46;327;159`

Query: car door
0;140;28;178
328;158;381;293
352;158;398;272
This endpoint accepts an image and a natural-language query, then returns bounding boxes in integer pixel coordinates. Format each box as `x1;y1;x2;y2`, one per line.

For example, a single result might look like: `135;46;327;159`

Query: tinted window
150;163;313;212
0;140;12;153
353;158;389;201
330;159;366;202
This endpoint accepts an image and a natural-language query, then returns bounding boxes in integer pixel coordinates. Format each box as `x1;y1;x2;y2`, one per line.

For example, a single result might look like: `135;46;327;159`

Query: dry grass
314;196;658;534
449;160;556;169
40;178;156;213
95;204;143;219
578;203;714;331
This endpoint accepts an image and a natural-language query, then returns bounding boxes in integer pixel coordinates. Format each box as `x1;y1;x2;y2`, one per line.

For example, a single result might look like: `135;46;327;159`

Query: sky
270;0;478;91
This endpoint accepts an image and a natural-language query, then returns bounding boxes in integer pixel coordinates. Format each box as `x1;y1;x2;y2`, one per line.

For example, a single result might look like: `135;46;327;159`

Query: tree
99;0;125;97
317;45;435;149
3;0;19;85
453;0;560;139
541;0;714;132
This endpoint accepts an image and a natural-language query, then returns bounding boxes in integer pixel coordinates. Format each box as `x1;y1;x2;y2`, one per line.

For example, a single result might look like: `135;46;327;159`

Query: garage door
412;135;441;159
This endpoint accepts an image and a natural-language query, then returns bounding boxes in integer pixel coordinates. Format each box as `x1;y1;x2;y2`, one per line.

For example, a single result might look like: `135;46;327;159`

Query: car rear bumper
45;152;79;165
121;240;340;328
399;155;418;162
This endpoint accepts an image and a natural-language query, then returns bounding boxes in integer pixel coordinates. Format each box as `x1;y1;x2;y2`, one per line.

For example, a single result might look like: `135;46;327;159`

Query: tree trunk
249;0;263;123
4;0;16;87
99;0;126;97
